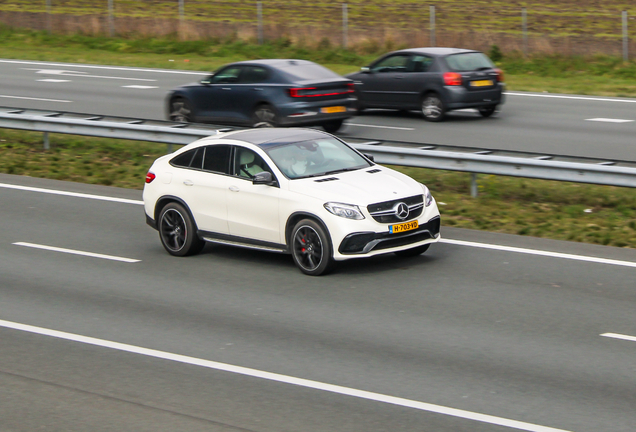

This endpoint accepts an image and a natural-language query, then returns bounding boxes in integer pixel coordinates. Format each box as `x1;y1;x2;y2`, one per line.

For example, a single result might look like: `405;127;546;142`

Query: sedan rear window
445;53;494;72
278;63;341;81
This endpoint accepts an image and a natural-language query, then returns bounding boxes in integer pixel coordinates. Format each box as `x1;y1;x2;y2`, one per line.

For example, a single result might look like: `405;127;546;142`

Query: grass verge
2;129;635;249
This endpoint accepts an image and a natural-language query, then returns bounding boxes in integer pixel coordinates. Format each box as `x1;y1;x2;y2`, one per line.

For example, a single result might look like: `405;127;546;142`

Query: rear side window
240;66;269;84
203;145;232;174
170;148;200;168
445;53;494;72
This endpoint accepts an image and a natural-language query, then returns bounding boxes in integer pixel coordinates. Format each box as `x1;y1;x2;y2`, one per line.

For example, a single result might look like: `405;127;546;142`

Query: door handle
229;185;240;192
394;75;404;79
183;180;194;186
253;88;263;91
221;87;232;91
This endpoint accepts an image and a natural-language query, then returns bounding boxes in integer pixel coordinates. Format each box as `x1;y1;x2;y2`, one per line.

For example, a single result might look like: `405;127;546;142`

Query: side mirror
361;66;371;74
200;73;215;84
363;153;375;162
252;171;277;186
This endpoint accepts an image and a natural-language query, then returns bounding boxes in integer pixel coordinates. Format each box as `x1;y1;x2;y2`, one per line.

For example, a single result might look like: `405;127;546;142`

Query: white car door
226;147;281;244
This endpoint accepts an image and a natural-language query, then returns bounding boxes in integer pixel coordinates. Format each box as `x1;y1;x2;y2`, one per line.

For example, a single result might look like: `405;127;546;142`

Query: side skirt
198;230;289;254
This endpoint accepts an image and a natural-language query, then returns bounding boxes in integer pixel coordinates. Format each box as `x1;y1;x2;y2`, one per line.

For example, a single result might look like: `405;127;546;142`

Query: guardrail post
429;5;436;47
470;173;478;198
342;3;348;49
43;132;50;150
257;2;263;45
623;11;628;62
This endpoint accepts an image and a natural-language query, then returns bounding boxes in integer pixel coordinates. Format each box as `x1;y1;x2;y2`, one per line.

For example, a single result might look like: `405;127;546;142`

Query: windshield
445;52;494;72
266;137;372;179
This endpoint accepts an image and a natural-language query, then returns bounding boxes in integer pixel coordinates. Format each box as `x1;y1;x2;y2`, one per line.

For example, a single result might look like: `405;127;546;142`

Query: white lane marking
347;123;415;130
13;242;140;263
0;183;143;205
24;68;156;82
585;118;634;123
0;59;207;75
0;95;71;103
505;92;636;104
440;239;636;269
122;85;159;89
37;79;71;83
0;319;571;432
4;183;636;270
601;333;636;343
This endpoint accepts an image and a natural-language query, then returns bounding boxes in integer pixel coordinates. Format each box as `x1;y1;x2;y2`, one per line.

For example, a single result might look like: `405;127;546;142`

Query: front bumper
338;216;441;255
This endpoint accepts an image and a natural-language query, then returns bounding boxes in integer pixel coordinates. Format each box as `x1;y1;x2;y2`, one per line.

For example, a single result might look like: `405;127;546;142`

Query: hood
288;166;422;205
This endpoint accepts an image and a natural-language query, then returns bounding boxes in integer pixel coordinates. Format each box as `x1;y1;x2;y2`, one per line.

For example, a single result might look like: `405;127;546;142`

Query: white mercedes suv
143;128;441;275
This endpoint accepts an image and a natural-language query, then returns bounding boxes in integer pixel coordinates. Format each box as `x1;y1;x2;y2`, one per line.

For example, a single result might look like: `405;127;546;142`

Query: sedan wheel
158;202;204;256
169;98;193;122
421;93;445;122
478;105;497;118
253;104;278;128
291;219;334;276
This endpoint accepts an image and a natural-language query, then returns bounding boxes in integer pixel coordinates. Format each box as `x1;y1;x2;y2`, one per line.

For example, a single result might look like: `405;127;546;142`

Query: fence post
108;0;114;37
623;11;629;62
257;1;263;44
429;5;435;47
46;0;52;34
342;3;348;49
179;0;185;38
522;7;528;58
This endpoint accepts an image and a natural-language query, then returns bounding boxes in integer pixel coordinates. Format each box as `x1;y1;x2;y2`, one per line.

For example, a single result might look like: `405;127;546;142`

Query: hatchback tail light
494;68;504;82
145;172;156;184
443;72;462;86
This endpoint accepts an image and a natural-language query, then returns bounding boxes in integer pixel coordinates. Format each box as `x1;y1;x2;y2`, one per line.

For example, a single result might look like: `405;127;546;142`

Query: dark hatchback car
346;48;505;121
167;59;356;133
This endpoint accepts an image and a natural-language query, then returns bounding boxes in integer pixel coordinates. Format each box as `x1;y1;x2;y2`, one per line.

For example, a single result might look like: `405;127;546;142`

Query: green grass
0;27;635;249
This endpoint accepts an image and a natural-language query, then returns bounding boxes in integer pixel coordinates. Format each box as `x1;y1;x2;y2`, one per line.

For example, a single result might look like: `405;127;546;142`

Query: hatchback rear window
445;53;494;72
278;63;341;81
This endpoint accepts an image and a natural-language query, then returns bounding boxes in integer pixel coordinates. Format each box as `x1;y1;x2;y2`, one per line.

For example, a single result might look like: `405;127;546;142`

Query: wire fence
0;1;633;57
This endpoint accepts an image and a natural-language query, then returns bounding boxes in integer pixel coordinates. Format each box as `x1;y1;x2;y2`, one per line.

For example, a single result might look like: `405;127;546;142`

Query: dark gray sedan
346;48;505;121
167;59;356;133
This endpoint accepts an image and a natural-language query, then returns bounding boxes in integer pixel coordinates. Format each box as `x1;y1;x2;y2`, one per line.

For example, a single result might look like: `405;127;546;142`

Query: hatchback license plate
470;80;493;87
321;106;346;114
389;220;419;234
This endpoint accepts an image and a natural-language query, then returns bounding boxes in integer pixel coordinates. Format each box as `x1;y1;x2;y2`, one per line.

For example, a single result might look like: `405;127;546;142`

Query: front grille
367;194;424;223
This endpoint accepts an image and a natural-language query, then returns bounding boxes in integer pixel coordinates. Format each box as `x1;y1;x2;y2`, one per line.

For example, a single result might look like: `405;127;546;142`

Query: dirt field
0;1;635;55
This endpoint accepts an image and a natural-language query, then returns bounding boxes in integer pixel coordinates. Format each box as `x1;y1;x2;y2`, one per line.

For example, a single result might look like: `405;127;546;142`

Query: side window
211;66;242;84
234;147;270;179
371;55;410;73
203;145;232;174
407;55;433;72
170;148;200;168
239;66;269;84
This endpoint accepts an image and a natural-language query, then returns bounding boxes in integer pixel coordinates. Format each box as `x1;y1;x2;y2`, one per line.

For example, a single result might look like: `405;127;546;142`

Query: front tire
478;105;497;118
394;243;430;258
322;119;344;134
169;97;193;122
421;93;445;122
290;219;334;276
253;104;278;128
158;202;204;257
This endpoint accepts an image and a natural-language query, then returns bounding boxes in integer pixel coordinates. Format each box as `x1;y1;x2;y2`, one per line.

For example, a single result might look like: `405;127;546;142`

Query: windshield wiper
323;167;361;176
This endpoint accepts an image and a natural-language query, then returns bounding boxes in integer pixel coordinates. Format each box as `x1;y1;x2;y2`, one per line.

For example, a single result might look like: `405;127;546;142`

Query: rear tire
478;105;497;118
421;93;445;122
169;97;193;122
322;119;344;134
394;243;430;258
253;104;278;128
158;202;204;257
290;219;334;276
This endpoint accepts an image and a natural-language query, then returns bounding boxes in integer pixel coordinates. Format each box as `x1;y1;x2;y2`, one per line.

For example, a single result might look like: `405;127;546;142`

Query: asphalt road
1;173;635;432
1;58;636;160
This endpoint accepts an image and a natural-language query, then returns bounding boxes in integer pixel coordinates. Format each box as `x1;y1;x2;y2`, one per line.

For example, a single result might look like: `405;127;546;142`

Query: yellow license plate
470;80;493;87
321;106;346;114
389;220;419;234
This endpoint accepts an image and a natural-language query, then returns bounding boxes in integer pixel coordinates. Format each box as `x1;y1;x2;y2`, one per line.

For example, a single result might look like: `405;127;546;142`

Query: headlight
324;202;365;220
421;184;433;207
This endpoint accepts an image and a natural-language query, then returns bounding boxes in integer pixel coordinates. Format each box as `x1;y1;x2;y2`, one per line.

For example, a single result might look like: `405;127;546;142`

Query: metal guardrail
1;107;636;192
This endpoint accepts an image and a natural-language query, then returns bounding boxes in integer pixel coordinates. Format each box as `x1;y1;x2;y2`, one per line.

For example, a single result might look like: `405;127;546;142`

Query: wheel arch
285;212;333;251
154;195;197;229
